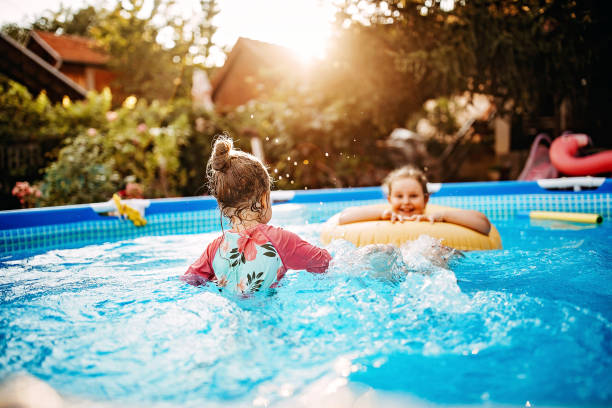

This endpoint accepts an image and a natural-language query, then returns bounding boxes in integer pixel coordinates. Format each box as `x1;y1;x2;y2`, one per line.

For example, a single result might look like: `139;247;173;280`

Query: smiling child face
387;177;428;216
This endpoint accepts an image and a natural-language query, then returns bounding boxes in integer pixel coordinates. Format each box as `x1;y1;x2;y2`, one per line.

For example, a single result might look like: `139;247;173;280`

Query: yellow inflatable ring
321;204;502;251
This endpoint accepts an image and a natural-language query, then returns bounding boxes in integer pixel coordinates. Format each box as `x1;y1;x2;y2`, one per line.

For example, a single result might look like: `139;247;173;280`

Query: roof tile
34;30;109;65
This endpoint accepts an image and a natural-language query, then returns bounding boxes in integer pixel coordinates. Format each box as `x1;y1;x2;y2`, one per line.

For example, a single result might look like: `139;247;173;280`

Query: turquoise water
0;206;611;407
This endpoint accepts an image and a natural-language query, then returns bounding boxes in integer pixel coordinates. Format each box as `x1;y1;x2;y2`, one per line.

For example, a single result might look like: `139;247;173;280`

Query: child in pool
338;166;491;235
182;136;331;293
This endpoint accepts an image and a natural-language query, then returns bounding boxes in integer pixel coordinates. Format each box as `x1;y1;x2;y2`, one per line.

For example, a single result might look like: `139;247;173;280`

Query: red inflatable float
549;134;612;176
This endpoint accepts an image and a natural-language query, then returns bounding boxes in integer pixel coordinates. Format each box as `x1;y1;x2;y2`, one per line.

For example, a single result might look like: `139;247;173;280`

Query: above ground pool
1;178;611;407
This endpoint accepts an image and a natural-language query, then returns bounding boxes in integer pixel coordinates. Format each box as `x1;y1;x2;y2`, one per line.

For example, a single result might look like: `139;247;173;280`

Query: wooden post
494;114;511;156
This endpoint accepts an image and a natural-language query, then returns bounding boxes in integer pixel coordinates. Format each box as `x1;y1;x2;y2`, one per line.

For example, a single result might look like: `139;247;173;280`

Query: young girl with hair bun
183;136;331;294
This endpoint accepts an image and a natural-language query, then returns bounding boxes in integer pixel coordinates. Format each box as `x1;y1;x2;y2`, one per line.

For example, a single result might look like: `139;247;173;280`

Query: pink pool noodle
549;134;612;176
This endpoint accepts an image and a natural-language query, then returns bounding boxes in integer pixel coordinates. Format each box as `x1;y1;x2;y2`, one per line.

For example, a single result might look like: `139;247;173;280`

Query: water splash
1;223;611;407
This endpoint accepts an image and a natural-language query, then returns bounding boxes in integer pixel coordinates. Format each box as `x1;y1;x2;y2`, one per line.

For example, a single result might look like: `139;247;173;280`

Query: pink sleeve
261;225;331;273
181;236;223;286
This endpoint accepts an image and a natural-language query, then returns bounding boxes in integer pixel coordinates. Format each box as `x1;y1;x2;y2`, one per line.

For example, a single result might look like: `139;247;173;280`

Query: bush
219;93;393;190
0;76;236;207
38;93;198;205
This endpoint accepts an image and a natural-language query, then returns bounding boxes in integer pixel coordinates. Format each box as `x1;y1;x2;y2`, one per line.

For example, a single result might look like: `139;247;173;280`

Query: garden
1;0;608;210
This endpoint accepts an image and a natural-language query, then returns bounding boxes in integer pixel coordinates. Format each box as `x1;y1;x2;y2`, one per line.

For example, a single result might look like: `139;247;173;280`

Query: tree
32;6;99;36
1;6;98;42
2;0;222;103
335;0;612;145
90;0;222;102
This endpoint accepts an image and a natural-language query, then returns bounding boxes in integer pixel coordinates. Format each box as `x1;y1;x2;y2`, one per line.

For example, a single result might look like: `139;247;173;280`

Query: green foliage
32;5;99;36
0;75;52;144
178;107;239;196
2;0;222;103
88;0;223;102
91;2;178;101
222;94;392;190
0;77;72;207
3;0;608;209
1;5;99;42
40;132;119;205
38;92;197;205
0;75;229;207
0;24;30;43
338;0;610;129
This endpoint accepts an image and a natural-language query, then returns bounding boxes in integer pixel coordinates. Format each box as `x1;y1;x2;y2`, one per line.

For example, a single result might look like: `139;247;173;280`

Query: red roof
210;37;302;106
32;30;109;65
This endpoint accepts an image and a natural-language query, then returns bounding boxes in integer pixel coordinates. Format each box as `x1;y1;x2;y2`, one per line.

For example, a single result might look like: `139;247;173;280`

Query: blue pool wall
1;179;611;255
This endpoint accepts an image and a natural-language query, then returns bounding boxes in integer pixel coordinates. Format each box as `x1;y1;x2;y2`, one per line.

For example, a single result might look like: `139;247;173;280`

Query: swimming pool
1;179;611;407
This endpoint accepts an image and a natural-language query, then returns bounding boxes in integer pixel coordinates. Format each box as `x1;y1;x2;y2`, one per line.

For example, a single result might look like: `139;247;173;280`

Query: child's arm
338;205;390;225
181;236;222;285
263;225;331;273
338;204;491;235
409;209;491;235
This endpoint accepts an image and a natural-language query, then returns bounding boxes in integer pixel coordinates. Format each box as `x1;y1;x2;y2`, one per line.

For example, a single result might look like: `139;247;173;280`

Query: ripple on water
0;223;611;407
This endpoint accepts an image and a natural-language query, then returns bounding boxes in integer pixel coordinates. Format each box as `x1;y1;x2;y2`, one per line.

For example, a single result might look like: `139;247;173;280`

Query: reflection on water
0;219;611;408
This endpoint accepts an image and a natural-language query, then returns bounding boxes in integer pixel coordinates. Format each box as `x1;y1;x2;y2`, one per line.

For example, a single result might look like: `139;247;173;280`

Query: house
210;37;303;110
0;32;87;102
26;30;114;93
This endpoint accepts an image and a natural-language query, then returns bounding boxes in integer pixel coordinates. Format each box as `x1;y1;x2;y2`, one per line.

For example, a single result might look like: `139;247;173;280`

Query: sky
0;0;337;64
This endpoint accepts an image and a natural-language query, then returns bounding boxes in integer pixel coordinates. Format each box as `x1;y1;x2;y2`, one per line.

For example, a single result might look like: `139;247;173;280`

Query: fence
0;143;43;172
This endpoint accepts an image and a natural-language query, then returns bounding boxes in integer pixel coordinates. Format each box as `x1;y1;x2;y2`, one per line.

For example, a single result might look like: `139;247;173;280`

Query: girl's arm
338;204;491;235
338;205;389;225
262;225;331;273
418;209;492;235
181;236;222;285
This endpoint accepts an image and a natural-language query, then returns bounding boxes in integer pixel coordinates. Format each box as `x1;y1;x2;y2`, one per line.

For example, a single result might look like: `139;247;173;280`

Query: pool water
0;207;611;407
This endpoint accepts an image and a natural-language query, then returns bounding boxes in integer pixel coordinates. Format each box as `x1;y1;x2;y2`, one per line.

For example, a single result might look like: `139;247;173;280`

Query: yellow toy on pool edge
321;203;502;251
112;194;147;227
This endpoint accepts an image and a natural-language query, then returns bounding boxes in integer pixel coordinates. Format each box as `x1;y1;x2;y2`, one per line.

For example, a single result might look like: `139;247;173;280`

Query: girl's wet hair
207;135;272;222
382;166;429;197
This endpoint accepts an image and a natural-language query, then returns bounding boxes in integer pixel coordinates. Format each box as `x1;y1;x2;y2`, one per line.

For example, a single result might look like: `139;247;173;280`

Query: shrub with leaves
221;92;392;191
39;92;193;205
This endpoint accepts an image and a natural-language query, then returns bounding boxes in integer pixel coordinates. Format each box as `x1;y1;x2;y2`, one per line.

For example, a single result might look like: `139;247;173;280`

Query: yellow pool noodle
529;211;602;224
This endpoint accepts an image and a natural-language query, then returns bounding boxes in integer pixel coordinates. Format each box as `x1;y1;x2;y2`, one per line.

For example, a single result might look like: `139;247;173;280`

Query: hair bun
211;136;233;172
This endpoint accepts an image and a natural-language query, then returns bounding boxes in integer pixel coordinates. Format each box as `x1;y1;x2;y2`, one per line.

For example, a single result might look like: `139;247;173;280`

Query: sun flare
212;0;336;64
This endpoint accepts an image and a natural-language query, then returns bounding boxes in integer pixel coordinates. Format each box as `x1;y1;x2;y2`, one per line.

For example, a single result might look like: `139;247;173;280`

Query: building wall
59;63;114;92
213;52;260;108
213;49;293;109
92;68;115;92
59;63;87;89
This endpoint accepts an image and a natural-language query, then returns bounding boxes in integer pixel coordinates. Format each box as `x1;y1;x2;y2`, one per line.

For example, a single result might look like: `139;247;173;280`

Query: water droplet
325;152;329;157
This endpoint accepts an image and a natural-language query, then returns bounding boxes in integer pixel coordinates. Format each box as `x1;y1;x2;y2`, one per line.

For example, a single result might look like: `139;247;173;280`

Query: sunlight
211;0;336;64
1;0;337;66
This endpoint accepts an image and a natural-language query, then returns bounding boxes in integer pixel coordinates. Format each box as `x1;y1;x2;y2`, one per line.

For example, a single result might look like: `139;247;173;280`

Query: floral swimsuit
211;229;283;294
183;223;331;294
